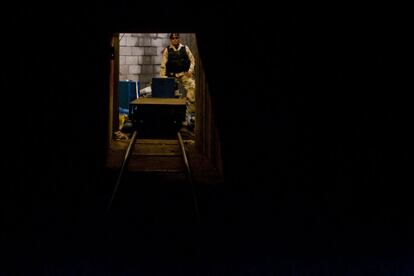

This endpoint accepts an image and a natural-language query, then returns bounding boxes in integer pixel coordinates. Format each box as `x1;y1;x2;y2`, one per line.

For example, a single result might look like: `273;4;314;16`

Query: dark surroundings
2;4;412;275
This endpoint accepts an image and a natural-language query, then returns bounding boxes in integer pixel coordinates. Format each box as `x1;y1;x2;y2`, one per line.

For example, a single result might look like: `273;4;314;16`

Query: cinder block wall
119;33;172;91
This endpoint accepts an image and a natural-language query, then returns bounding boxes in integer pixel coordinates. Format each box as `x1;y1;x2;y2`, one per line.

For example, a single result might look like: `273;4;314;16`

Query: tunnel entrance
109;33;200;143
105;32;223;183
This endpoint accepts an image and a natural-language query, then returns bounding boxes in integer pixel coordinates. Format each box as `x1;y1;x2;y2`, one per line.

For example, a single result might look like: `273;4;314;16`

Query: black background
2;3;411;274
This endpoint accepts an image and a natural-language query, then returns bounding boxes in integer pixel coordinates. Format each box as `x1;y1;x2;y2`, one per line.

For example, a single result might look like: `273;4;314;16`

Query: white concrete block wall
156;46;165;56
119;47;132;56
119;65;128;76
152;38;163;47
125;56;138;64
140;56;152;65
132;47;144;56
129;65;141;74
143;47;157;56
126;36;138;46
119;34;129;46
119;56;126;65
119;33;171;89
152;56;161;64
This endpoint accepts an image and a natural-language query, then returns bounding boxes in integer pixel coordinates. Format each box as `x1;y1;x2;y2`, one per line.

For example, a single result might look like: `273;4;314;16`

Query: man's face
170;36;180;47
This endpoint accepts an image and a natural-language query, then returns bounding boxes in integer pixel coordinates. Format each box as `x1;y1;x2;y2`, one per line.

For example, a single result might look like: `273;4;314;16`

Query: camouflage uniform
160;43;196;128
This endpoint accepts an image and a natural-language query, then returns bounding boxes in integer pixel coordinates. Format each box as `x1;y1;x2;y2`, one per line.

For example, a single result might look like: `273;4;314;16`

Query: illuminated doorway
107;32;223;176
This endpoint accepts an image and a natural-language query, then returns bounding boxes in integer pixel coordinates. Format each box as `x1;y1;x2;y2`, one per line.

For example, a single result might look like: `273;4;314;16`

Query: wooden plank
110;141;129;150
109;139;179;150
130;98;186;106
105;149;124;168
136;139;179;144
133;144;181;156
127;155;184;172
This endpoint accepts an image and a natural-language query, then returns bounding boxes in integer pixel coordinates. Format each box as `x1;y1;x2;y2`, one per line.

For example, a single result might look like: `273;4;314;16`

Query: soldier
160;33;196;130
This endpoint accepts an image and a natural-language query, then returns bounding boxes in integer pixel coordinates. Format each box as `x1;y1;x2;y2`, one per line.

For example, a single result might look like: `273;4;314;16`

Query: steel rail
107;130;138;211
177;132;200;222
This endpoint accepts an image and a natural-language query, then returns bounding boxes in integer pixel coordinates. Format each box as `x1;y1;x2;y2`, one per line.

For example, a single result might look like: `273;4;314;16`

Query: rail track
107;130;200;222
